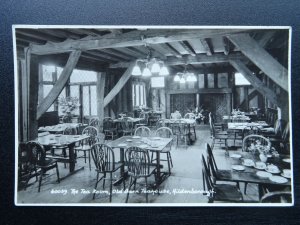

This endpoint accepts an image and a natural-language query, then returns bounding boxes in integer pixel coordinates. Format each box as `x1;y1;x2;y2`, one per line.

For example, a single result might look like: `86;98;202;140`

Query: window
132;83;146;107
82;85;97;116
235;72;251;86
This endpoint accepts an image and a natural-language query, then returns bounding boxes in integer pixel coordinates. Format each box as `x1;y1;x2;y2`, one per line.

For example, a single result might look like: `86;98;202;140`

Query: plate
152;137;161;140
126;139;133;142
282;158;291;163
254;162;266;170
230;154;242;159
256;171;272;178
242;159;255;167
281;173;291;179
265;166;281;174
132;136;141;139
231;165;245;171
138;144;148;149
117;143;127;147
269;176;288;184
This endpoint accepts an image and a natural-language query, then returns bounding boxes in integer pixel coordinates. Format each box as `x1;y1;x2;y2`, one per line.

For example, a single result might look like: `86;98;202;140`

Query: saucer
256;171;272;178
132;136;141;139
242;159;254;167
117;143;127;147
281;173;291;179
230;154;242;159
254;162;266;170
231;165;245;171
269;176;288;184
126;139;133;142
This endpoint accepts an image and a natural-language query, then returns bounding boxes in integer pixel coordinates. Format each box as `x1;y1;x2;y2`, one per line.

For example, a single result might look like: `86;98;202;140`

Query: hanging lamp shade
179;77;186;84
132;64;142;76
151;60;161;73
159;65;169;76
174;74;180;81
142;67;152;76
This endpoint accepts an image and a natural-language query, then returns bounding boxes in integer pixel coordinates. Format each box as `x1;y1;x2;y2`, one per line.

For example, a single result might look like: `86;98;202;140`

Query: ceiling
15;28;289;73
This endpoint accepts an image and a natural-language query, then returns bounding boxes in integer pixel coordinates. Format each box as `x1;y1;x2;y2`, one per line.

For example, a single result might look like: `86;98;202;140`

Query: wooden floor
17;125;260;205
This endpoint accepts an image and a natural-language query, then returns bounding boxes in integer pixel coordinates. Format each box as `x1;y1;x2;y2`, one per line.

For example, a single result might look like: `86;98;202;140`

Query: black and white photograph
14;26;293;206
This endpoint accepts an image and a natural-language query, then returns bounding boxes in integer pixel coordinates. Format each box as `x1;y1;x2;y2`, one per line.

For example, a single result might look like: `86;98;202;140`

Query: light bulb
186;74;193;82
174;74;180;82
191;74;197;82
132;65;142;76
159;65;169;76
142;67;151;76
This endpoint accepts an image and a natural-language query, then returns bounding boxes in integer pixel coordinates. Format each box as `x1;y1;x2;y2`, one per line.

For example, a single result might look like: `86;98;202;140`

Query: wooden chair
89;117;100;130
261;191;292;203
27;142;60;192
206;143;237;185
134;126;151;137
75;126;98;171
136;112;149;128
171;120;189;148
125;147;158;203
120;117;134;136
184;113;197;141
202;154;243;203
268;122;290;154
18;142;39;190
152;127;174;175
103;117;117;140
210;121;228;150
91;144;125;202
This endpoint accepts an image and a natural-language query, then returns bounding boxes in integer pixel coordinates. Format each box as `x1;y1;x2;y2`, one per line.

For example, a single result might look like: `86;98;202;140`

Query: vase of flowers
59;96;80;122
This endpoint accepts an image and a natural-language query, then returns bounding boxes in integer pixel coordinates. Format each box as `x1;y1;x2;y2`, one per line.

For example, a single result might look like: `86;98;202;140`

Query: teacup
255;161;266;169
244;159;254;166
283;169;291;177
267;165;279;173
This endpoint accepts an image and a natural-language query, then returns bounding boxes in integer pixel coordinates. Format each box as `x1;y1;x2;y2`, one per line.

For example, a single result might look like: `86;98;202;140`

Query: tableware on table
138;144;148;149
281;169;291;178
256;171;273;178
282;158;291;163
117;143;127;147
254;161;266;170
152;137;161;140
132;136;141;139
269;175;288;184
265;164;280;174
242;159;255;167
230;153;242;159
126;139;133;142
231;165;245;171
73;135;80;138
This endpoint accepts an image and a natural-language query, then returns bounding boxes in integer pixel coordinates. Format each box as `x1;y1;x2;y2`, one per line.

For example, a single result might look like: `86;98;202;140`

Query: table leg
68;143;76;172
113;147;128;185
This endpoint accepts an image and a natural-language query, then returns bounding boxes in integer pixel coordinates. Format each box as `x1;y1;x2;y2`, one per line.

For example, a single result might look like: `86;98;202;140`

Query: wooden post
244;87;249;111
97;72;106;131
36;50;81;119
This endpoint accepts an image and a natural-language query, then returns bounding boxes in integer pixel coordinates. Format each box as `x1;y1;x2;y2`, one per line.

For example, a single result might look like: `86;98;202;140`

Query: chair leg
109;173;113;202
103;173;106;189
244;182;248;194
88;151;91;171
56;163;60;183
167;153;171;175
126;177;133;203
145;177;148;203
84;151;87;163
169;152;173;168
38;169;44;192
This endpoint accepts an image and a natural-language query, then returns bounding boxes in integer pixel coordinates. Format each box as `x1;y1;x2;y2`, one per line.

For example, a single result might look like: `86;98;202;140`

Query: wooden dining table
36;133;90;179
213;150;291;199
227;121;269;131
108;135;173;187
38;123;88;134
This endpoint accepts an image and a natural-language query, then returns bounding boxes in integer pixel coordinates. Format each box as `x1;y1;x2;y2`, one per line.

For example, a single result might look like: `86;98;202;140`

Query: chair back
170;112;182;119
206;143;218;176
201;154;214;192
120;117;134;132
171;120;188;135
103;117;115;131
26;142;46;167
91;144;116;173
134;126;151;137
63;127;77;135
62;114;71;123
184;113;196;119
82;126;98;145
242;134;271;152
125;147;152;177
155;127;173;138
281;122;290;142
89;118;100;128
261;191;292;203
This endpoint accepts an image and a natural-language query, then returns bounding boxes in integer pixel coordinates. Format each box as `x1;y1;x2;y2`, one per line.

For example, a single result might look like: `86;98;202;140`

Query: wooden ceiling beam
180;41;196;56
36;50;81;119
258;31;276;48
200;38;213;56
159;43;182;58
30;29;247;55
188;39;204;54
229;59;278;106
223;37;230;55
38;29;82;39
99;49;133;60
228;33;288;91
109;52;244;68
16;29;64;42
